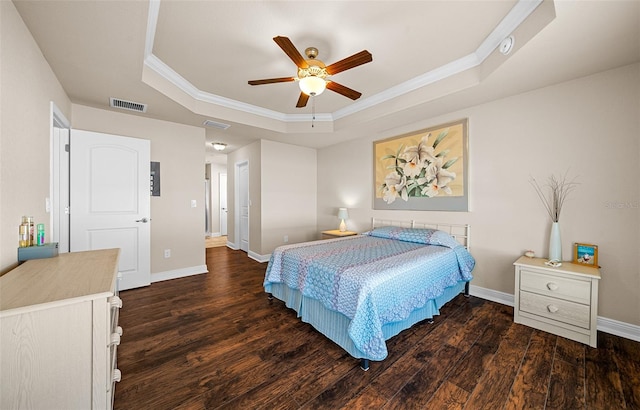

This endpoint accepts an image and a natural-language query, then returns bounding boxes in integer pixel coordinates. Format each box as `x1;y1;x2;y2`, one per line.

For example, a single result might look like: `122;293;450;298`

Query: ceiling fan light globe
299;76;326;96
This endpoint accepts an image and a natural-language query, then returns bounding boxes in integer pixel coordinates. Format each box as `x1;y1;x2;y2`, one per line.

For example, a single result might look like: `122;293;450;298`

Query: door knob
135;217;149;223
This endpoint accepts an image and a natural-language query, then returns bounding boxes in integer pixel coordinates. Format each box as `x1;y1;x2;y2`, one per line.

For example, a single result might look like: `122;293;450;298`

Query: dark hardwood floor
115;246;640;409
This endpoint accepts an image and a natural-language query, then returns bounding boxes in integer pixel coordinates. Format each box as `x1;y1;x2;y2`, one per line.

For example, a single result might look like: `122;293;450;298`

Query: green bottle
36;223;45;246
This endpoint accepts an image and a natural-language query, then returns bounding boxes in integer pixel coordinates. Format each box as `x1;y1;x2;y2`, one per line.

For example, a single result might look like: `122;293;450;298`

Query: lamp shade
337;208;348;232
299;76;326;96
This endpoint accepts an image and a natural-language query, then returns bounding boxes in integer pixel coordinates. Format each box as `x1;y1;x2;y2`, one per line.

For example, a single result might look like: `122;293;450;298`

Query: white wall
227;139;317;259
71;105;206;279
0;1;72;273
261;140;317;252
318;63;640;327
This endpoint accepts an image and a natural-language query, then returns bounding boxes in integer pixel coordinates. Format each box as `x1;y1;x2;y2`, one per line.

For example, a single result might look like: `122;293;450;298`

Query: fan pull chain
311;95;316;128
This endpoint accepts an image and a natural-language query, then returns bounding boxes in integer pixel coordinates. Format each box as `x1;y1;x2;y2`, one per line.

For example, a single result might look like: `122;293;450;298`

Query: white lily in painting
383;172;407;204
378;127;459;204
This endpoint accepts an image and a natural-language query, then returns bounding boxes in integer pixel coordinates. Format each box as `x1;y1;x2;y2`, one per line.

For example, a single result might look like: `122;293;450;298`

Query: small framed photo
573;243;598;266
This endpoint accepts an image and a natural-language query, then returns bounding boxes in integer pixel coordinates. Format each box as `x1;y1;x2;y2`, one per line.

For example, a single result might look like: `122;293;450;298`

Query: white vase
549;222;562;261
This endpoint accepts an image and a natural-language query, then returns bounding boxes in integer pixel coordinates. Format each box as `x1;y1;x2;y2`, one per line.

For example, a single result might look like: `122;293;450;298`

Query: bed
263;218;475;370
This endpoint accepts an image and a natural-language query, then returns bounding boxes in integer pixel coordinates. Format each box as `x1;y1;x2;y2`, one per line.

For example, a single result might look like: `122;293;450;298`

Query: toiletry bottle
22;216;34;246
37;224;45;246
19;224;29;247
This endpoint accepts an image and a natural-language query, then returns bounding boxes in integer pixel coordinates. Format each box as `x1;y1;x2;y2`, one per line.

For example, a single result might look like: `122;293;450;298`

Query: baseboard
207;232;221;237
598;316;640;343
227;241;239;250
151;264;208;283
470;284;640;343
469;285;514;307
248;251;270;263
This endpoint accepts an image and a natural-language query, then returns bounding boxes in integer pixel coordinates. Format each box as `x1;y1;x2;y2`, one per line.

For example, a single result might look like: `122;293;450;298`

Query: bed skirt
267;280;467;362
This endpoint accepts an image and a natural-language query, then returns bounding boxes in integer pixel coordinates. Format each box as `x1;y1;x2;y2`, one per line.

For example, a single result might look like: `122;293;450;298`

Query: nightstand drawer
519;290;591;329
520;268;591;304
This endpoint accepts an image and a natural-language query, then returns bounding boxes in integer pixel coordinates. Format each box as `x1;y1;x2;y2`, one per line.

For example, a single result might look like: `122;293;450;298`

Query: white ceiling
13;1;640;163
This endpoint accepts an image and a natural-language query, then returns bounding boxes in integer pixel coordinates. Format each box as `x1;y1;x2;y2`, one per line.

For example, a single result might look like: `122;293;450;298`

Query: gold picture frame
373;118;469;211
573;243;598;266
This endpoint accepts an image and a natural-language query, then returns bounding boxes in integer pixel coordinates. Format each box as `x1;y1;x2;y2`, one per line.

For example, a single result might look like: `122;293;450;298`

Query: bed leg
267;293;273;301
427;318;434;324
464;282;470;298
360;359;370;371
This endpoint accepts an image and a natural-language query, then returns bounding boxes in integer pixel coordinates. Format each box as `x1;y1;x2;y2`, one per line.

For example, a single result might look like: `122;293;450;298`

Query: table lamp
337;208;349;232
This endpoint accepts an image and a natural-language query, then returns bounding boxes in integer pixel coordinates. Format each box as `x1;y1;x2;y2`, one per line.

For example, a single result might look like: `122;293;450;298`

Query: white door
70;129;151;290
219;173;227;236
238;163;249;252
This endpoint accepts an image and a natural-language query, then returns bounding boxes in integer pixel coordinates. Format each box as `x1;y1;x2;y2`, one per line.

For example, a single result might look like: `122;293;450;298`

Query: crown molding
143;0;544;131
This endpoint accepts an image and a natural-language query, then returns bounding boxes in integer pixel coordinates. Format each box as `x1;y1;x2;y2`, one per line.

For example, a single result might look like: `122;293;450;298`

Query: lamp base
339;220;346;232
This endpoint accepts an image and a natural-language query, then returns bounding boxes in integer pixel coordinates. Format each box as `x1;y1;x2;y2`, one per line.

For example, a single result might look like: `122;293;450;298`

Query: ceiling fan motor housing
298;61;328;80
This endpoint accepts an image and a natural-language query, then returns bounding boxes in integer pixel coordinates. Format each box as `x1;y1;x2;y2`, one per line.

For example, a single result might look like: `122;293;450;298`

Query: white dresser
0;249;123;410
513;256;600;348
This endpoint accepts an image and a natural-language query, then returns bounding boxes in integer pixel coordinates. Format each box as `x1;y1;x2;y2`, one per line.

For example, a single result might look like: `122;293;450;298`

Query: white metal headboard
371;218;471;250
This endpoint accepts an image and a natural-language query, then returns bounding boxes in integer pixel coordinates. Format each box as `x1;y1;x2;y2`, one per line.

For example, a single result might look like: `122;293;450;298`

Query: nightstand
513;256;600;347
321;230;357;240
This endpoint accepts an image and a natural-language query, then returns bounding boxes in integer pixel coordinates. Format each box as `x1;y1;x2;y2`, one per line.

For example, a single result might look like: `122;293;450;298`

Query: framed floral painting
373;119;469;211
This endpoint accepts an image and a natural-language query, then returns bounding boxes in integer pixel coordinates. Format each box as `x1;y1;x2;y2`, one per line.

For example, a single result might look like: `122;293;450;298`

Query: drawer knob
547;304;559;313
113;369;122;383
546;282;559;291
110;332;121;346
110;296;123;309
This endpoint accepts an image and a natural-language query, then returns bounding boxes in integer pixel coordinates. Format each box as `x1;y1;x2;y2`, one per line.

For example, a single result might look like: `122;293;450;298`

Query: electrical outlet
284;235;288;243
164;249;171;258
191;199;197;208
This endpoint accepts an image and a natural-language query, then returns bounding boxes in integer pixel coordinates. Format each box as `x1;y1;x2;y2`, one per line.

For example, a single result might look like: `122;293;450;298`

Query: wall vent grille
203;119;231;130
110;97;148;113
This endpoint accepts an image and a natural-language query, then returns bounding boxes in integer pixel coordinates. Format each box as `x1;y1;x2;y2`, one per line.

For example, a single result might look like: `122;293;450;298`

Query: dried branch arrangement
529;172;579;222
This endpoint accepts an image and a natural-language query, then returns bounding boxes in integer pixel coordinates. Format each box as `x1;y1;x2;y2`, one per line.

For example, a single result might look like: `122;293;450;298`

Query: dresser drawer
520;268;591;304
519;290;591;329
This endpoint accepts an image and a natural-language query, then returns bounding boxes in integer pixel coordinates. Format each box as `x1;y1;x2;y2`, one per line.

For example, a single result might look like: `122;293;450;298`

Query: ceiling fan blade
296;92;309;108
273;36;309;69
325;50;372;75
248;77;295;86
326;81;362;100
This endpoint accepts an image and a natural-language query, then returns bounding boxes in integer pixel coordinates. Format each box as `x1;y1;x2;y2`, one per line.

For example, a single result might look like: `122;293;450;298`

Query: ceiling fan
248;36;373;108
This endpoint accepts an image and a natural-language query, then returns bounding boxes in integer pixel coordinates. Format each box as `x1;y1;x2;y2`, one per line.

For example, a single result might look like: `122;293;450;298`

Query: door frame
50;102;70;253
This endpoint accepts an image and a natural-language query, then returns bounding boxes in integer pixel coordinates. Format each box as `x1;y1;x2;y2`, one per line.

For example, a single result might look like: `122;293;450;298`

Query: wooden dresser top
0;248;120;313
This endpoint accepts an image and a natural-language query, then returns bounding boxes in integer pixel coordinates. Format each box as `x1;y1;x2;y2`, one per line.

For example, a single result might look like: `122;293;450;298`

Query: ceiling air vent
110;97;147;113
203;119;231;130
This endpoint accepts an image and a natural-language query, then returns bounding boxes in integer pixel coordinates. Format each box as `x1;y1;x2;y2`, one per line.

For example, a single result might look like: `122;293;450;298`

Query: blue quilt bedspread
264;227;475;361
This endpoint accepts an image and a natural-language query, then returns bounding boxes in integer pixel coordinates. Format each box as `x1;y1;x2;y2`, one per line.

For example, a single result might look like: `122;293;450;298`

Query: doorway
236;161;249;253
50;102;70;253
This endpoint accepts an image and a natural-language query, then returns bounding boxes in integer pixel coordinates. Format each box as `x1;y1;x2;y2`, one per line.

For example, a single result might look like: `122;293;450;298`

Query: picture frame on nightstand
573;242;598;266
